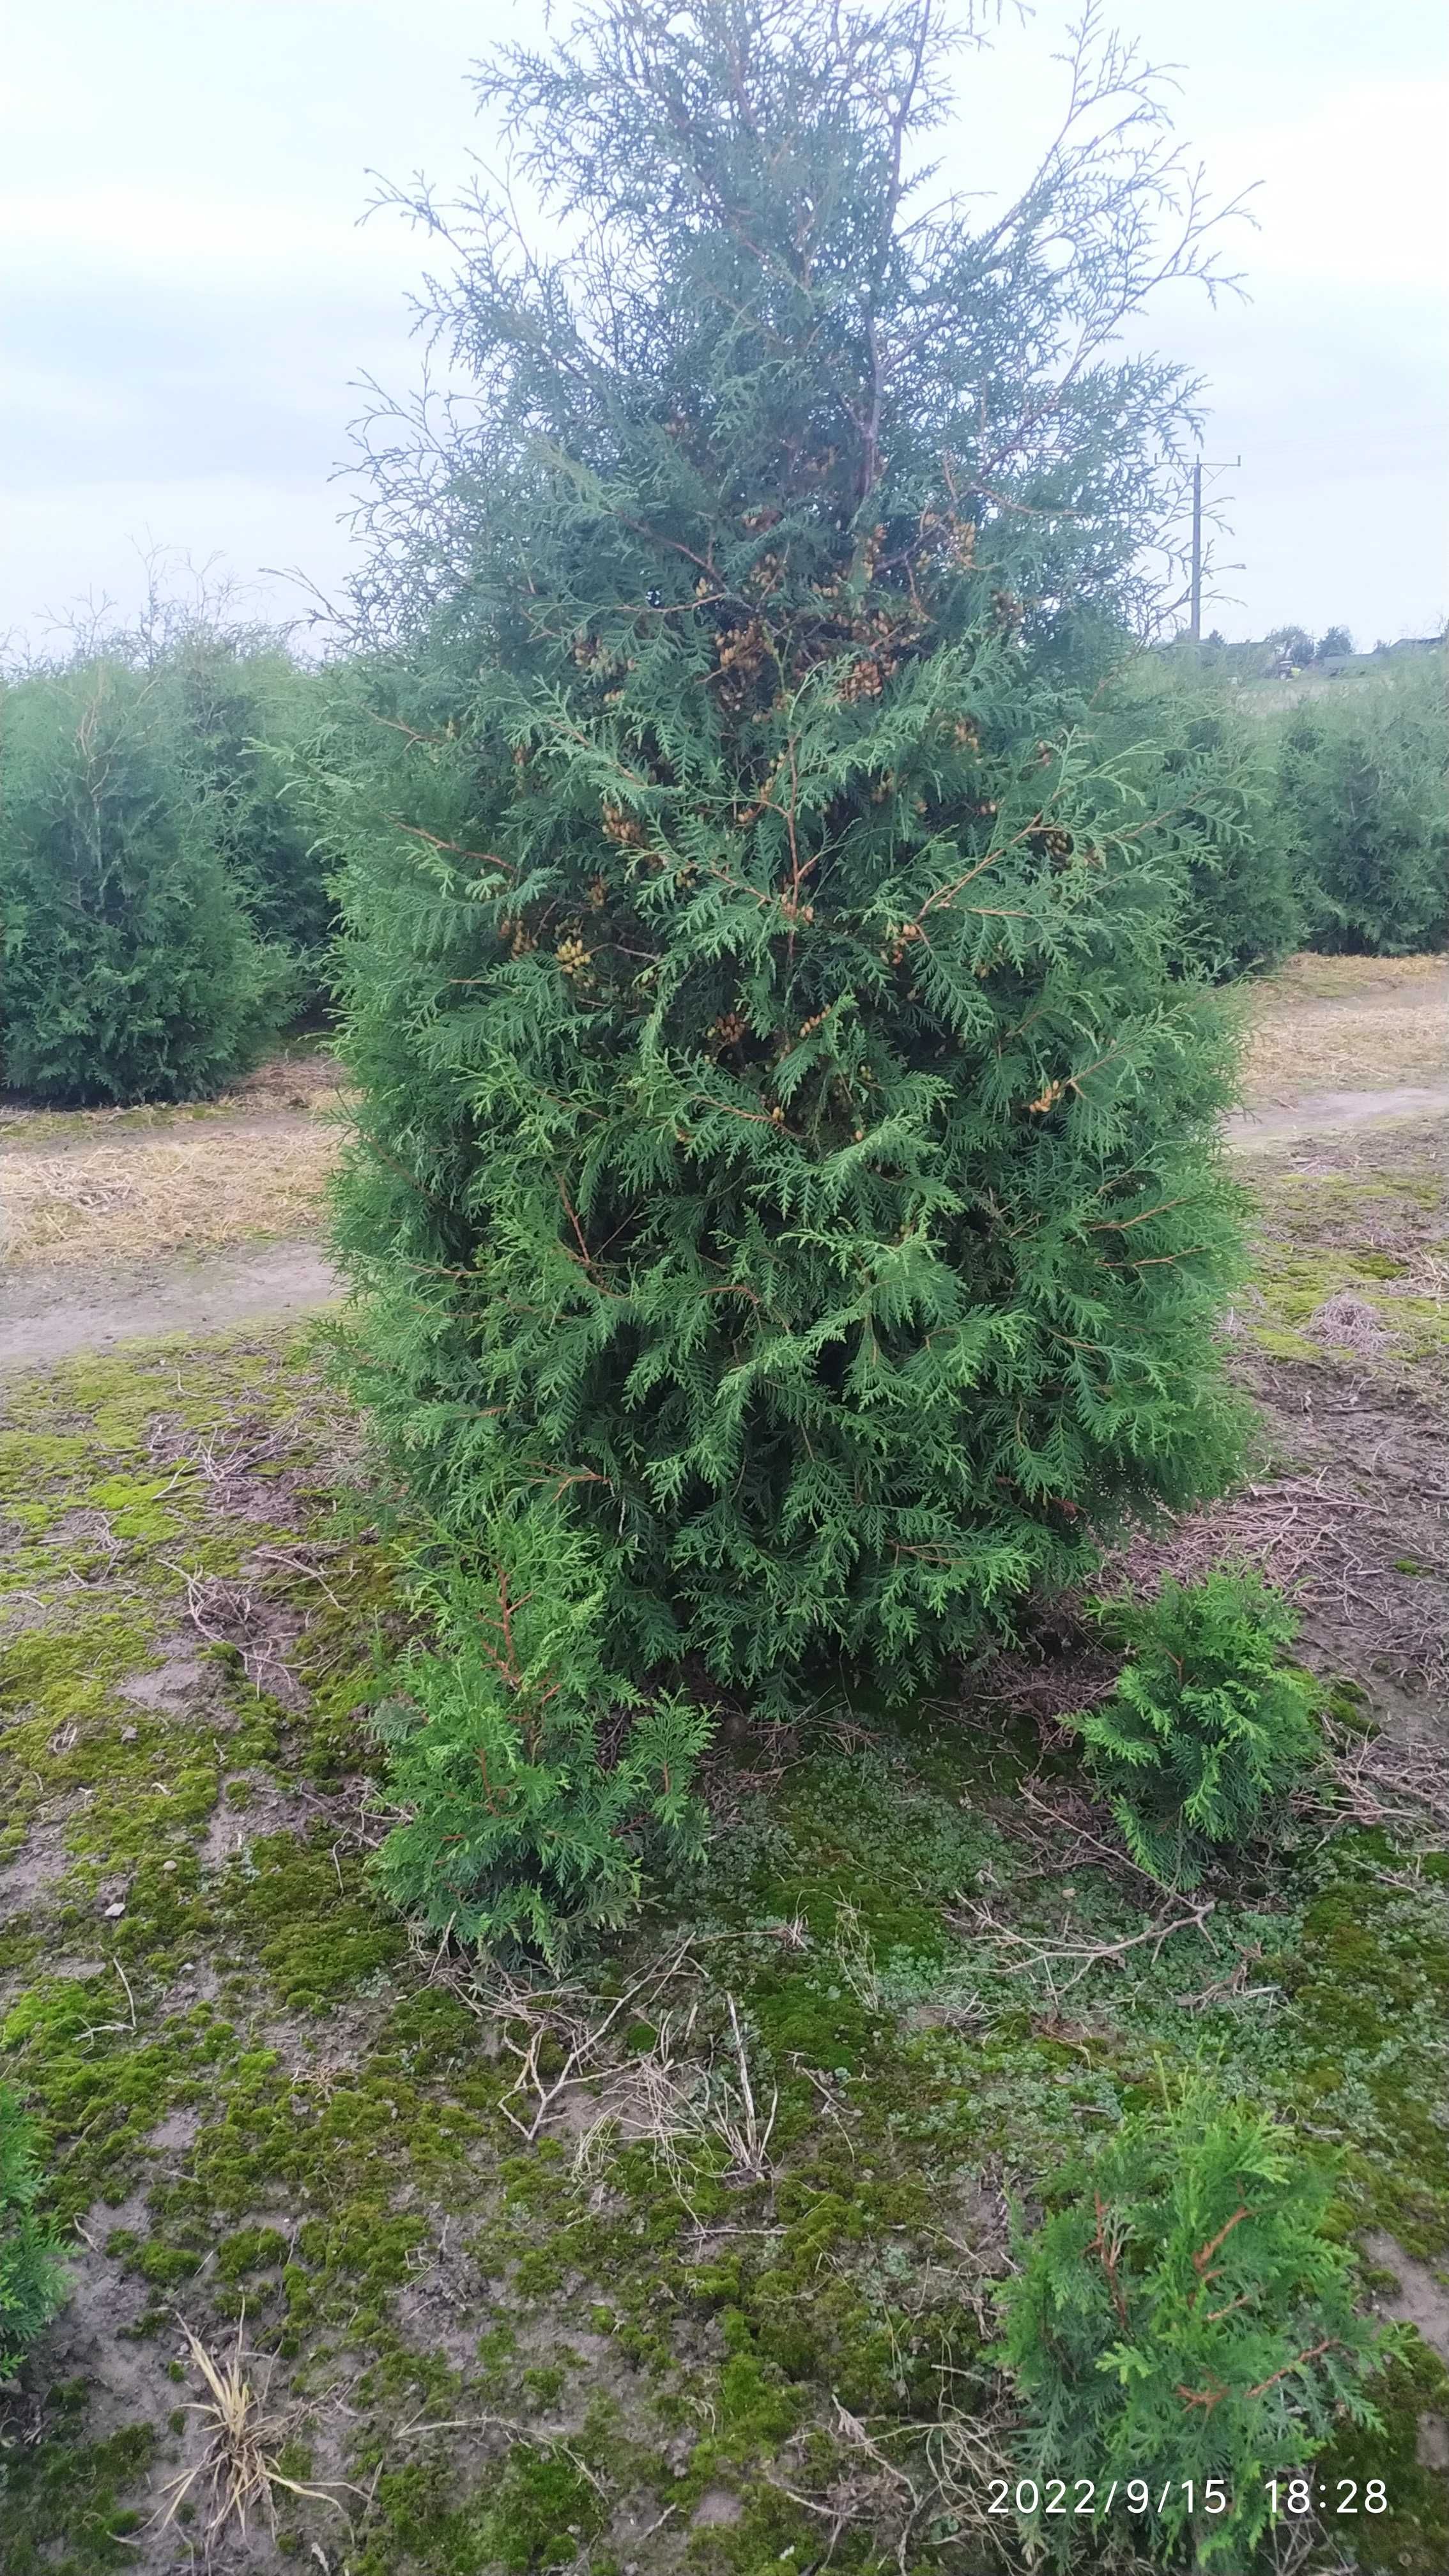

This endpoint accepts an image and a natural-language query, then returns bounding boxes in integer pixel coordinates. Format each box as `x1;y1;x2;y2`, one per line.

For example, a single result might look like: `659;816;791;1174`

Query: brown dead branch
950;1894;1217;1993
426;1936;699;2143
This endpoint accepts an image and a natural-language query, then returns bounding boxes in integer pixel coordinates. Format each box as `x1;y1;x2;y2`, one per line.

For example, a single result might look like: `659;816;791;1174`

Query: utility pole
1188;454;1241;642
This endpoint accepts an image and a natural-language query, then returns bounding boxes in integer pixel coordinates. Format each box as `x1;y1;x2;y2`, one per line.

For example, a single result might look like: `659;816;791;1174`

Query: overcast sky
3;0;1445;654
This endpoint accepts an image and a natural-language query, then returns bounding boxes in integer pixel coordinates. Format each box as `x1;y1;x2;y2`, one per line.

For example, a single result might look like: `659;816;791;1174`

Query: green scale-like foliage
0;657;286;1104
1280;659;1448;957
1093;664;1301;980
367;1512;711;1961
328;0;1252;1714
997;2086;1397;2570
1;2084;67;2377
1067;1570;1324;1887
160;631;334;992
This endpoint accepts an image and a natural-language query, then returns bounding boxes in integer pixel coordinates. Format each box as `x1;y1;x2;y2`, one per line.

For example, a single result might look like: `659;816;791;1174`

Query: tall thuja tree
329;0;1252;1713
1142;700;1300;979
0;657;284;1104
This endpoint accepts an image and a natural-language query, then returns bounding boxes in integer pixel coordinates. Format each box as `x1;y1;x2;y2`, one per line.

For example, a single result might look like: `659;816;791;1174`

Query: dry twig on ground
950;1892;1217;1994
425;1937;698;2143
573;1991;780;2196
1324;1714;1449;1836
163;1561;306;1706
1104;1468;1449;1697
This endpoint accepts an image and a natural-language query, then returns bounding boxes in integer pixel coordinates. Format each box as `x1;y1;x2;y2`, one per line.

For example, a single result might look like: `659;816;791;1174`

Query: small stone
162;1861;177;1873
103;1901;126;1919
120;1725;138;1742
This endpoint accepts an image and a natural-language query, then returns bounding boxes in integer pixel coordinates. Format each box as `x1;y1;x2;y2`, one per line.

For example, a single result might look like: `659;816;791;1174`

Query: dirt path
6;1084;1449;1369
0;1239;342;1371
1225;1082;1449;1149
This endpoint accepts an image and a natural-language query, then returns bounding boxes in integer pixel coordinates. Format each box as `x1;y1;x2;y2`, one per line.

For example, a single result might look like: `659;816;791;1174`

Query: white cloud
1206;83;1449;291
1;0;1445;646
1;189;364;277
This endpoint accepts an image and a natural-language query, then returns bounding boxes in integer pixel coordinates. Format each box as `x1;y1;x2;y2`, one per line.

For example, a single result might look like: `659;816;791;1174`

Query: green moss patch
0;2408;157;2574
3;1312;1448;2570
1248;1146;1449;1371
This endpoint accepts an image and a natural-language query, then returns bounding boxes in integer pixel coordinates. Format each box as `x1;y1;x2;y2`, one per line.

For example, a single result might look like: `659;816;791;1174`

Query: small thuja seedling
995;2084;1399;2569
1065;1566;1323;1887
0;2082;68;2377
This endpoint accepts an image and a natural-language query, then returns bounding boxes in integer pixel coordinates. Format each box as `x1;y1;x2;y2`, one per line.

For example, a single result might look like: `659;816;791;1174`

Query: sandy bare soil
0;1241;341;1372
0;1112;341;1271
2;971;1445;1363
1241;951;1449;1102
1;1049;343;1273
1225;1082;1449;1149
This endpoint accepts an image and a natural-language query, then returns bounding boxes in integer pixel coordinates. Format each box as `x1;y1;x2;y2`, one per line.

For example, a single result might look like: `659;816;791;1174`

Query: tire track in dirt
0;1239;342;1371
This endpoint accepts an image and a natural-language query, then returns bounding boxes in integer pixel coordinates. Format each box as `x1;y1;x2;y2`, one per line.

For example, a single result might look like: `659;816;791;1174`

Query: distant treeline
1106;643;1448;978
1177;623;1445;680
0;595;1443;1106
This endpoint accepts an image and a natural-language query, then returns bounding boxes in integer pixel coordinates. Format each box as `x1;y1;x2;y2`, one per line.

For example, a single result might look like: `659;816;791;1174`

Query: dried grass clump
1307;1290;1397;1353
221;1046;346;1110
0;1118;339;1267
153;2315;353;2544
1243;953;1449;1103
572;1992;779;2194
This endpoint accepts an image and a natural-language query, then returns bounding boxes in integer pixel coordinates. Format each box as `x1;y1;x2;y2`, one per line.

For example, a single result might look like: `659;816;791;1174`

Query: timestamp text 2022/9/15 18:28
985;2474;1391;2521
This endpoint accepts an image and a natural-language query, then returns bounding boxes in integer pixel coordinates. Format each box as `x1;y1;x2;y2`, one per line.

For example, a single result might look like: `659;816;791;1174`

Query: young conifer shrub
994;2085;1397;2570
161;628;334;994
1279;659;1448;956
328;0;1253;1716
1096;670;1301;979
1;2085;66;2378
367;1514;711;1962
0;658;287;1103
1066;1568;1322;1887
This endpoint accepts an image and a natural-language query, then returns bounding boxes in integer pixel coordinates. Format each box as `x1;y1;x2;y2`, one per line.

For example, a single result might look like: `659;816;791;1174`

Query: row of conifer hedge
0;618;330;1105
3;631;1441;1109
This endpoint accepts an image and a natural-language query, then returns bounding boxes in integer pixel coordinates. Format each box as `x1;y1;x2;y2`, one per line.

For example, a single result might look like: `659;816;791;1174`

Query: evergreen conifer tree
0;2083;67;2376
0;657;284;1104
996;2084;1393;2569
1095;665;1301;979
1066;1568;1322;1885
1278;661;1448;956
160;627;334;989
328;0;1252;1713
